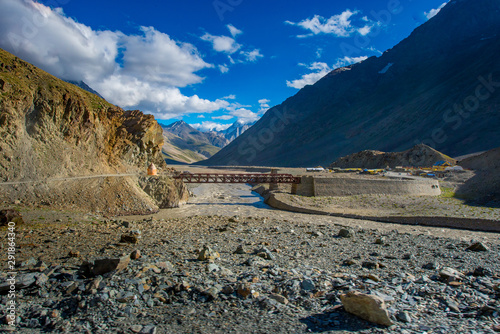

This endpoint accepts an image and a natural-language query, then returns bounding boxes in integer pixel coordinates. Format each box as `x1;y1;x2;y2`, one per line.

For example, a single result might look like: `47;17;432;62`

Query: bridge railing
173;173;301;184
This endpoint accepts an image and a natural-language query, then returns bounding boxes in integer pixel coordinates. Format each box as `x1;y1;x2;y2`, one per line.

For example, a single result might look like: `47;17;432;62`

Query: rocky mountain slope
0;48;187;214
330;144;456;169
161;121;227;164
456;146;500;204
204;0;500;167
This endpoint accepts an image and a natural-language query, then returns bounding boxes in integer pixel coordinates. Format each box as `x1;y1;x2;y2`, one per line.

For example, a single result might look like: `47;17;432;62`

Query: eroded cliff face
0;48;186;215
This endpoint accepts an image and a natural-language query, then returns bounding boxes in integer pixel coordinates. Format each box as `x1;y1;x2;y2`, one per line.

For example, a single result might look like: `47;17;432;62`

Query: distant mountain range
203;0;500;167
160;120;255;164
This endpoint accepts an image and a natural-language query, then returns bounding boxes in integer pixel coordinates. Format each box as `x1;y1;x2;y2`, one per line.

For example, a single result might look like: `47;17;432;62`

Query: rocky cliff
0;48;187;214
204;0;500;167
330;144;456;169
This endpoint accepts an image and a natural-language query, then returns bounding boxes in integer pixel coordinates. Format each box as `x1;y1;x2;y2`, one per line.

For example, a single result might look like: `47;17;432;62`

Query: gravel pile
1;215;499;333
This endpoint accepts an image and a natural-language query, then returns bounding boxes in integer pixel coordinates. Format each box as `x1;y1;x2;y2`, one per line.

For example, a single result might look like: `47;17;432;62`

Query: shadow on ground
300;310;383;333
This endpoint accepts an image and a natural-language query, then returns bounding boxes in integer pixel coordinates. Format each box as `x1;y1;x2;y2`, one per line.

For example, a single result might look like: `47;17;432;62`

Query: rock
130;250;141;260
439;267;464;282
0;209;24;226
222;285;234;295
92;255;131;276
338;228;352;238
0;273;37;291
140;325;157;334
422;262;438;270
130;325;143;333
120;232;140;244
197;245;220;261
68;250;80;258
156;261;174;272
343;259;358;266
362;261;379;270
466;241;489;252
206;263;220;273
86;276;103;293
301;279;315;291
472;267;493;277
269;293;289;305
375;237;385;245
236;283;257;299
234;245;246;254
340;291;394;326
396;311;412;323
255;247;274;260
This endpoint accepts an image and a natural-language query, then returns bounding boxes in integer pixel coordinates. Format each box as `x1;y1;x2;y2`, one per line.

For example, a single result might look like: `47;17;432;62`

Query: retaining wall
295;176;441;197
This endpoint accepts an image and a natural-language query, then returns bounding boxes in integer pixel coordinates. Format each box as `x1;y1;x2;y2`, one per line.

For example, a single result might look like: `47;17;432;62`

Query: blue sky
0;0;448;131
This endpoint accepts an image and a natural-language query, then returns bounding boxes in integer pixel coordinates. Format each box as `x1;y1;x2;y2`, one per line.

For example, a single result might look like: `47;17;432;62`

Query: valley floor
1;183;499;333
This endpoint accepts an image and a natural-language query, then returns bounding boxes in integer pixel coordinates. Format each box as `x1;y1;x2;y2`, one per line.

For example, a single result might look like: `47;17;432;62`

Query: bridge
173;173;301;184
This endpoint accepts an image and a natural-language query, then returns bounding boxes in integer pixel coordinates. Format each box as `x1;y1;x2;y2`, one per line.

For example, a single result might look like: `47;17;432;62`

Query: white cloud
258;99;270;113
201;26;263;70
192;121;232;132
425;2;448;19
218;64;229;73
229;108;260;123
201;33;241;54
333;56;368;69
239;49;263;62
286;10;374;38
0;0;238;120
286;57;368;89
197;115;205;118
227;24;242;37
223;94;237;100
212;115;234;120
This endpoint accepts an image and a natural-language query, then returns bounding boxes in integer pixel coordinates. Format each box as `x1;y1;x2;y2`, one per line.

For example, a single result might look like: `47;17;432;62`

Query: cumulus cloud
286;57;367;89
0;0;233;120
229;108;260;123
425;2;448;19
192;121;232;132
286;10;374;38
258;99;271;113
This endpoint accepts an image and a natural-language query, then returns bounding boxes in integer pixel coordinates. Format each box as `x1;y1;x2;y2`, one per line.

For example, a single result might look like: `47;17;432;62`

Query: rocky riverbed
1;184;499;333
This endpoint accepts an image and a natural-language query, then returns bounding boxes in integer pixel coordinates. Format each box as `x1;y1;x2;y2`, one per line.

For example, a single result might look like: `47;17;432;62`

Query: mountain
457;146;500;204
65;80;103;99
203;0;500;167
330;144;456;169
221;120;256;142
0;48;187;214
161;121;228;164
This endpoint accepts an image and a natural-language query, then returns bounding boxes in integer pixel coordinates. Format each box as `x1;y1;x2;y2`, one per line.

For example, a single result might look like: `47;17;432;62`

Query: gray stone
338;229;352;238
396;311;412;323
466;242;489;252
198;245;220;261
301;279;315;291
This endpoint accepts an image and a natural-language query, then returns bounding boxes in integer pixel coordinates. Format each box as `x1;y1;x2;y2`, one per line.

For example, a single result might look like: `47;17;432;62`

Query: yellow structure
147;163;157;176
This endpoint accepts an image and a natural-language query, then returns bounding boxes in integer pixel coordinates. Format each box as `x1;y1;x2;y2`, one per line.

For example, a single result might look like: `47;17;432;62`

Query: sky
0;0;448;131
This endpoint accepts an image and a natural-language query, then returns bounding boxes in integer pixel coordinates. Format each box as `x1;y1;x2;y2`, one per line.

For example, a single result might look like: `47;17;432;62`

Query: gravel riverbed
1;184;499;333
